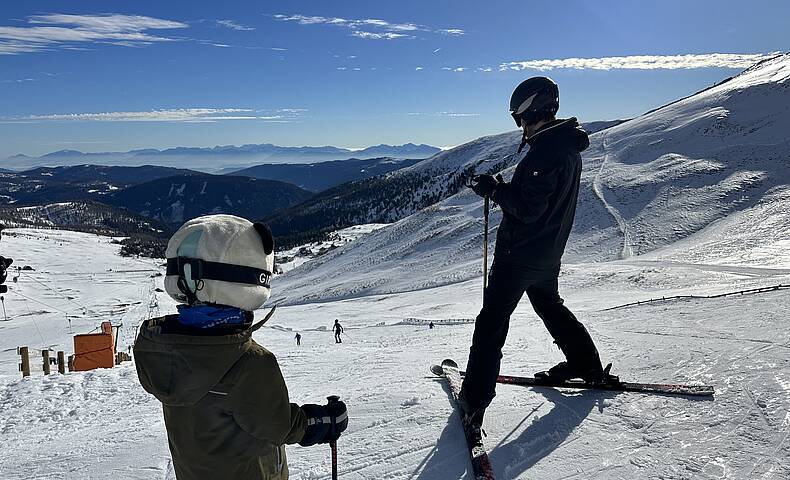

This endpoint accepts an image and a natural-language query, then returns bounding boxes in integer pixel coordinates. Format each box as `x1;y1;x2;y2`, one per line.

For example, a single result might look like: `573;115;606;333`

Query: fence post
42;350;51;375
67;354;74;372
57;351;66;374
18;347;30;377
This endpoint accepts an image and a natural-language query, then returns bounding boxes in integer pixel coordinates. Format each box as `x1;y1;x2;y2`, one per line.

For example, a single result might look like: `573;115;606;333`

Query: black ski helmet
509;76;559;127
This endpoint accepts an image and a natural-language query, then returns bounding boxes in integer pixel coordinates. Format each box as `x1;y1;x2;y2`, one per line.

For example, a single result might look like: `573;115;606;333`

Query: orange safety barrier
72;321;116;371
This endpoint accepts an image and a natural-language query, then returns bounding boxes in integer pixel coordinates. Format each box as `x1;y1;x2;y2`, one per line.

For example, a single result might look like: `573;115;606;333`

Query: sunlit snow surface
2;227;789;479
2;55;790;479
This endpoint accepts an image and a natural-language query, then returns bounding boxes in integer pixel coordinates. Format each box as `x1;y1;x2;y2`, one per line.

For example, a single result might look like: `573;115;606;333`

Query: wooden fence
604;284;789;311
16;346;132;378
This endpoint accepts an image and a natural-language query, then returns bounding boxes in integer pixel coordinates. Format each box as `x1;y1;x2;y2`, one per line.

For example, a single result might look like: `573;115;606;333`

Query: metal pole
327;395;340;480
482;196;490;300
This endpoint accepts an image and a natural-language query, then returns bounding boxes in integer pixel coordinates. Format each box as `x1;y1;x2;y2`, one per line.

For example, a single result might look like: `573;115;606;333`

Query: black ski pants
459;259;602;411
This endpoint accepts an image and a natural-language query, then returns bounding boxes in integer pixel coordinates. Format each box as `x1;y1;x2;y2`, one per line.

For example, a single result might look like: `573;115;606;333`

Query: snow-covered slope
586;54;790;261
273;54;790;305
2;228;790;479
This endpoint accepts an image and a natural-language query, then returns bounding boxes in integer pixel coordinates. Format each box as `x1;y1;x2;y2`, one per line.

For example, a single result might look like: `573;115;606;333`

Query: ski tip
430;364;444;377
441;358;458;369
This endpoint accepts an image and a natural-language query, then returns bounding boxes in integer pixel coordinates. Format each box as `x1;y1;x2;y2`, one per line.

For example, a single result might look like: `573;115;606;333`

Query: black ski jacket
492;117;589;271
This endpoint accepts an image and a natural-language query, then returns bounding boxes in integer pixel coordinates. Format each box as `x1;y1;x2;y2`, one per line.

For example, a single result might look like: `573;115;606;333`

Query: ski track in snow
592;130;634;259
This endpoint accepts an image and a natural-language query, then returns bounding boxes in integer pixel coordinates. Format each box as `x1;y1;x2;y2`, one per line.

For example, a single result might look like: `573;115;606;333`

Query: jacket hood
134;307;274;406
527;117;590;152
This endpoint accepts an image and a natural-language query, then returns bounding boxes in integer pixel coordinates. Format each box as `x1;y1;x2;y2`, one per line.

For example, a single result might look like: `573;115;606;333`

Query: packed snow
1;228;789;479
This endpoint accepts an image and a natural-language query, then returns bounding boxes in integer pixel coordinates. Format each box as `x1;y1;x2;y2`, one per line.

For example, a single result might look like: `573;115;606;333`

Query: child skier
134;214;347;479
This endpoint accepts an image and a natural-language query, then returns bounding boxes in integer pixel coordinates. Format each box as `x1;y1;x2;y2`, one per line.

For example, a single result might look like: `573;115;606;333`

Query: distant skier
0;223;12;295
429;321;435;330
295;332;301;346
333;319;344;343
134;215;348;480
460;77;609;430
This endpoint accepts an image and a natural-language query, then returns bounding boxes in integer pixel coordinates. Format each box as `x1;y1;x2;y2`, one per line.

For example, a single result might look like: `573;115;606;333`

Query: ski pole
327;395;340;480
482;195;490;300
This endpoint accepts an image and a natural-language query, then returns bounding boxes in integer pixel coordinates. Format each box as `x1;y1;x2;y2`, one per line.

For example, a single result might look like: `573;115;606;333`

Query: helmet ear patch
253;222;275;255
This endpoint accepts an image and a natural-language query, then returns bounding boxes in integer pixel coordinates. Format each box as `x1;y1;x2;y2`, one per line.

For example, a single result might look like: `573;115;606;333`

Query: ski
493;371;714;396
433;359;496;479
432;363;713;397
431;365;715;397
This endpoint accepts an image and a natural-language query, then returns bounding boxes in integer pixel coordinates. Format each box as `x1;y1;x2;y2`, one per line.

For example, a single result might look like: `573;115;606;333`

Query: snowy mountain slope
1;228;790;479
0;201;166;235
230;157;422;192
105;174;313;225
264;132;520;241
585;54;790;261
272;54;790;305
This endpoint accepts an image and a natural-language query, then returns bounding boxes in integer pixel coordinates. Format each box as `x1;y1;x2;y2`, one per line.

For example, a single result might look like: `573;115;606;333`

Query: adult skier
333;319;344;343
459;77;608;429
134;215;348;480
295;332;302;346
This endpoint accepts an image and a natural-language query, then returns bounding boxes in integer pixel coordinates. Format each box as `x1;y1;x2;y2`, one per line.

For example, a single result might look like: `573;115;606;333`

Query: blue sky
1;0;788;158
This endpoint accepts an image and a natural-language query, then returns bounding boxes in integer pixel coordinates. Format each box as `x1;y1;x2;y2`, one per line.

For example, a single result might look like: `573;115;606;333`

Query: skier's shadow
488;387;613;479
412;380;615;479
410;379;486;480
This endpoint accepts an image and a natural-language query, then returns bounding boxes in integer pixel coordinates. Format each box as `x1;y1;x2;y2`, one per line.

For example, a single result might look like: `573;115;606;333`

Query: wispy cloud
0;13;188;55
4;108;305;123
499;53;780;71
351;31;409;40
216;20;255;31
408;112;479;118
271;14;464;40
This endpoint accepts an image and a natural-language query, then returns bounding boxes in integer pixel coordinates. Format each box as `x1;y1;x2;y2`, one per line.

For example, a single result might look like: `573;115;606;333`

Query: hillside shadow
489;387;615;479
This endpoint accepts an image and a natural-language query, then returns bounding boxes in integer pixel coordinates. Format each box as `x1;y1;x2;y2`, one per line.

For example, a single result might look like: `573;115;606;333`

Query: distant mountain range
0;165;313;228
261;120;620;244
2;143;441;173
231;157;423;192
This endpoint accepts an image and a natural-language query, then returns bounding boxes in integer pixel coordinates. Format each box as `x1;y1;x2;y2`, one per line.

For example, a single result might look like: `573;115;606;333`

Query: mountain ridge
2;143;441;172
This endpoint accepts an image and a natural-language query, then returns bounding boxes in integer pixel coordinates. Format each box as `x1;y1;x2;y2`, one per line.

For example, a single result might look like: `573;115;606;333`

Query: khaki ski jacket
134;313;307;480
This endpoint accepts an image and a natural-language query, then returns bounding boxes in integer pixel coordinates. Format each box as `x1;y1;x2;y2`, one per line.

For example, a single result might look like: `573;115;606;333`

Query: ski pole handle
327;396;340;480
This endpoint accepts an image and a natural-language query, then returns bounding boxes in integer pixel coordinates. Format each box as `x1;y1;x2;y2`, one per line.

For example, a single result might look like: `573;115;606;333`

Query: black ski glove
469;174;498;198
298;398;348;446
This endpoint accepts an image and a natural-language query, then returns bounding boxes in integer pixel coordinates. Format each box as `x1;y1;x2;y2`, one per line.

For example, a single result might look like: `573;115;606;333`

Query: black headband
166;257;272;289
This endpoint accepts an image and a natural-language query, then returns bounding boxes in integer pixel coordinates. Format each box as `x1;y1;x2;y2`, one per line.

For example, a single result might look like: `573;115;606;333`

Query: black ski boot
457;392;486;444
536;362;619;385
